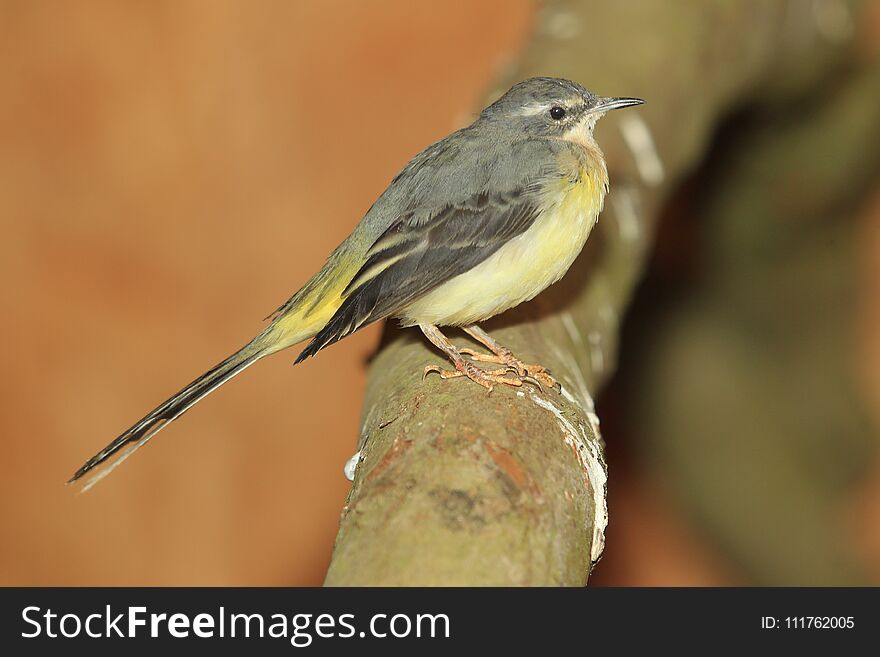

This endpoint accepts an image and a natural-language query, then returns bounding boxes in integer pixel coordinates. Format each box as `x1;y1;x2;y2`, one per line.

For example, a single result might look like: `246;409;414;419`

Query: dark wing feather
294;187;541;362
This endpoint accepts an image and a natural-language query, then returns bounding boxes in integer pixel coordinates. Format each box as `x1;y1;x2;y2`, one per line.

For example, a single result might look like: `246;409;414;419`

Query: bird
69;77;643;490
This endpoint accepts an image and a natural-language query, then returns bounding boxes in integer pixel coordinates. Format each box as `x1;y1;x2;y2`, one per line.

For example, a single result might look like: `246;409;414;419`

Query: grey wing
294;186;542;362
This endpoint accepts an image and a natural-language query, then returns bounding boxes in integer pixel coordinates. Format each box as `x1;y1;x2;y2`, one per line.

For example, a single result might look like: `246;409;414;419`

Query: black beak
590;96;645;113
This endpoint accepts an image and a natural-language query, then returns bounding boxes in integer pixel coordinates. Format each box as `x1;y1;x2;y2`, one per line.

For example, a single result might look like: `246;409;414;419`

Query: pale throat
561;115;610;195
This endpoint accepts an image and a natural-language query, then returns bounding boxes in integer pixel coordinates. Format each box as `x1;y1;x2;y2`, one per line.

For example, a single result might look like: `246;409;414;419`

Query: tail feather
68;342;263;490
68;247;359;490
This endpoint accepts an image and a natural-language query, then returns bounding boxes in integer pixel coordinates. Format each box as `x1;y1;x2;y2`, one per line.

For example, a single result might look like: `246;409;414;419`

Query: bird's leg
461;324;559;391
419;324;523;392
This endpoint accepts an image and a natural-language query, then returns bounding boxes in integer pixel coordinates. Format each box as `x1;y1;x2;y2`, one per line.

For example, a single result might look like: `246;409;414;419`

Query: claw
424;360;522;392
520;374;544;392
421;325;560;394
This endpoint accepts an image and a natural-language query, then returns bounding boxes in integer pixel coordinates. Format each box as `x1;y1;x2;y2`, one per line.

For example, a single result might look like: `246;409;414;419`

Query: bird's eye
549;106;566;120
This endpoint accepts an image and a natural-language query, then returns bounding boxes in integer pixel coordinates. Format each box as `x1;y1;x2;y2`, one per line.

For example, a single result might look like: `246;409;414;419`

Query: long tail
68;339;268;491
69;241;359;490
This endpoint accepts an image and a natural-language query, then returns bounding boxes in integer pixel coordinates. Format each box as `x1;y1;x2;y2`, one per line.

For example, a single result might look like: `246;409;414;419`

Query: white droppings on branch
585;409;602;444
344;450;363;482
619;114;665;187
560;384;583;409
528;391;608;567
558;384;602;448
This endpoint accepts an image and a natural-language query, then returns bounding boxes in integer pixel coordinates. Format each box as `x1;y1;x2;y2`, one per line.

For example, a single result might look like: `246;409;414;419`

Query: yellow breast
400;160;607;327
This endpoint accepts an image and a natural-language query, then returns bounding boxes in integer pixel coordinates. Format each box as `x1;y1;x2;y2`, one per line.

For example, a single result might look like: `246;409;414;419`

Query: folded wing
294;185;542;362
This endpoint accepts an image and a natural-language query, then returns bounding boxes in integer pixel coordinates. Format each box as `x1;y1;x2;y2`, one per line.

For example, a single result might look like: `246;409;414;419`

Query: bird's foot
460;348;560;392
423;359;526;393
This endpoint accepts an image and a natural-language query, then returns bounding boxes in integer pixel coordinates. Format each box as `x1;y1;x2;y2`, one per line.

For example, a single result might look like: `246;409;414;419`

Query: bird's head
480;77;643;144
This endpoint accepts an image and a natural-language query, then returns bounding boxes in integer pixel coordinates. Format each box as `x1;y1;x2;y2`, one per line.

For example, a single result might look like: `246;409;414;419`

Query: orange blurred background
0;0;531;585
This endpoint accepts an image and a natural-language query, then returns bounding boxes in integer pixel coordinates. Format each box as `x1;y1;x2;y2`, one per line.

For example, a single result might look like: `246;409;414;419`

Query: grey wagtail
70;77;643;489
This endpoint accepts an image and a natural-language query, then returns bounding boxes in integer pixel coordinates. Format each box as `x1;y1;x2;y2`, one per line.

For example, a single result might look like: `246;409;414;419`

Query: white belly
399;177;604;327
